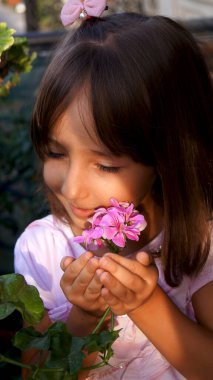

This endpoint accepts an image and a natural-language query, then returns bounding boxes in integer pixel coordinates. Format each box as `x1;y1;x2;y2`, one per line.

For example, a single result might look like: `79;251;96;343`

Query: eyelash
97;164;120;173
46;151;120;172
46;151;65;159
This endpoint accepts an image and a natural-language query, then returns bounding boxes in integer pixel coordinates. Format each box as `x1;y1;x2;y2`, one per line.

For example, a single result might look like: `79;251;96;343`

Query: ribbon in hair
61;0;107;26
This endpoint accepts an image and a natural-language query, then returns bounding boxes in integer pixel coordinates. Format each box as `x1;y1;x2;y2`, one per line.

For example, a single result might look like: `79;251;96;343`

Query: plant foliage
0;22;15;56
0;274;119;379
0;22;37;96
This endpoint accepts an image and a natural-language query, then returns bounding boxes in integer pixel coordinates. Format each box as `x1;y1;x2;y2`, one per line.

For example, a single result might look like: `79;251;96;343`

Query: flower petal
124;230;140;241
112;233;126;248
90;226;104;239
103;226;118;240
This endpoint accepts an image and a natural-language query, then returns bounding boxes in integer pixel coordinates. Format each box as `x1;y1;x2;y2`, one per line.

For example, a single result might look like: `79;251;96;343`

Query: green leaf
68;337;85;375
84;329;120;355
14;326;50;351
27;370;69;380
98;330;120;350
49;329;71;359
0;25;37;95
45;323;71;369
0;303;16;319
84;333;101;353
0;273;45;324
0;22;15;56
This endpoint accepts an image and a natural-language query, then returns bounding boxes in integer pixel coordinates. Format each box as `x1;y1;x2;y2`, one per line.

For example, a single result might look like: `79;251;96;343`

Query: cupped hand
60;252;108;317
97;251;158;315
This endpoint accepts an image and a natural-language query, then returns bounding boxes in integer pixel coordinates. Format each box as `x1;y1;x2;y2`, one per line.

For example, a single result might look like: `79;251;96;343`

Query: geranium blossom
73;198;147;251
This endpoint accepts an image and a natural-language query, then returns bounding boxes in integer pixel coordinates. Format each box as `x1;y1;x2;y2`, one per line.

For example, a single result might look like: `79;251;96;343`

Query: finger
99;254;149;283
100;255;158;289
101;287;120;307
101;288;125;315
60;256;75;271
98;263;143;295
135;251;154;266
105;251;153;268
71;256;100;293
62;251;94;284
84;270;104;297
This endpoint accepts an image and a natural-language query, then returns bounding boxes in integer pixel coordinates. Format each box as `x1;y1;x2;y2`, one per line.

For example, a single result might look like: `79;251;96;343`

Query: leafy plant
0;22;15;56
0;274;119;379
0;22;37;96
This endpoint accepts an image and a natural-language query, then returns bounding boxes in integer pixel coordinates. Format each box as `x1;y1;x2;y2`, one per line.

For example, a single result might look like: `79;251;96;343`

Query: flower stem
110;312;115;332
106;240;120;254
92;307;111;334
0;354;32;370
0;354;68;375
81;360;108;371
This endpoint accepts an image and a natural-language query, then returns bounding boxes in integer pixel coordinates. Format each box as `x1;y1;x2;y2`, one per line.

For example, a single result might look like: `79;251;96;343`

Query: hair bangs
31;42;94;160
87;40;156;166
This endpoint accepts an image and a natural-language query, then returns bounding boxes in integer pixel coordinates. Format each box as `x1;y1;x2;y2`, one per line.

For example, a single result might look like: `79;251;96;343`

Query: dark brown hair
31;13;213;286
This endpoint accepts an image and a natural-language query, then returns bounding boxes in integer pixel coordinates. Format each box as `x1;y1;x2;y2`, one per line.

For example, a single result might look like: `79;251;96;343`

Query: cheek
138;171;156;194
122;170;156;205
43;162;62;192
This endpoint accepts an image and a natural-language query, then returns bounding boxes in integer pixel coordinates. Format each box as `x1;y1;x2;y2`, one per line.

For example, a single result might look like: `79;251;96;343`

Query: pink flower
73;198;147;252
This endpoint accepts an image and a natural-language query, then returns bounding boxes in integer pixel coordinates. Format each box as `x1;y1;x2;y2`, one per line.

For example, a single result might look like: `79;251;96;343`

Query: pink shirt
14;215;213;380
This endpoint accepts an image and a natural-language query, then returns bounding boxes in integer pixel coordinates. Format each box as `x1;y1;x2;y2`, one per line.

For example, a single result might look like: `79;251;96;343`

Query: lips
70;204;94;219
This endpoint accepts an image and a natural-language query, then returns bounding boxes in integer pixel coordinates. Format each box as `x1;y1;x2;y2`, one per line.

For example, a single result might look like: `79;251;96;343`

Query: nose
61;164;88;201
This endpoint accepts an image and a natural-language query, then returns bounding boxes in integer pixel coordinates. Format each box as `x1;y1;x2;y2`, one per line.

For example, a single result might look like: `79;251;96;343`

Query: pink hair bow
61;0;107;26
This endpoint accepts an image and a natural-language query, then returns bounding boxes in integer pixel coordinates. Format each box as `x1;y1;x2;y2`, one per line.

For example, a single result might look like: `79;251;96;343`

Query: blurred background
1;0;213;33
0;0;213;275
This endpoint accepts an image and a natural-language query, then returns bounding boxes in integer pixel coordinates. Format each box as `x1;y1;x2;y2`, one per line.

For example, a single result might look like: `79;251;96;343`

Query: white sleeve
14;220;78;321
189;241;213;298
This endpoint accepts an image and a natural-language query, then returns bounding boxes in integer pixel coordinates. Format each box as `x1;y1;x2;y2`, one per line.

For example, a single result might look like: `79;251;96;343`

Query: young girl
14;6;213;380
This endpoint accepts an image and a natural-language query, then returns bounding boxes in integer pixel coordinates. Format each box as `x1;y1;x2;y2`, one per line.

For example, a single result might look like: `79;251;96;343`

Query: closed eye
46;150;65;159
97;164;120;173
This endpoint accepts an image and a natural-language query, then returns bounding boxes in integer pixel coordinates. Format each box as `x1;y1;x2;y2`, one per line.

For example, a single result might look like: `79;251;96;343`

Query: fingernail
85;251;93;259
136;251;150;264
99;258;109;267
61;257;72;269
96;269;103;276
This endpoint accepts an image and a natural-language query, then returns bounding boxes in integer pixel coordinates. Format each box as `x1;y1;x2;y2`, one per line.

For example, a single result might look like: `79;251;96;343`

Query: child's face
43;93;156;236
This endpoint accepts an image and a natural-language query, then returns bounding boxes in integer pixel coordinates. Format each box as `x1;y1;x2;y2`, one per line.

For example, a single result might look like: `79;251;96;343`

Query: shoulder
15;215;73;250
14;215;81;317
14;214;84;272
20;214;73;237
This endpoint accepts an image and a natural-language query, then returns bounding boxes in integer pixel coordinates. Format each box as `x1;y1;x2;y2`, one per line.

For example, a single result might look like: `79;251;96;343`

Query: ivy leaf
14;326;50;351
26;370;69;380
0;25;37;96
84;329;120;355
0;302;16;319
45;323;72;369
67;336;86;375
6;36;37;73
0;22;15;56
48;322;71;356
0;273;45;324
98;330;120;349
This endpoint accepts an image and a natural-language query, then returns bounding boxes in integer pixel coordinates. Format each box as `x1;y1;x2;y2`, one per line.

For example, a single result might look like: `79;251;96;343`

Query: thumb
136;251;154;266
60;256;75;271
